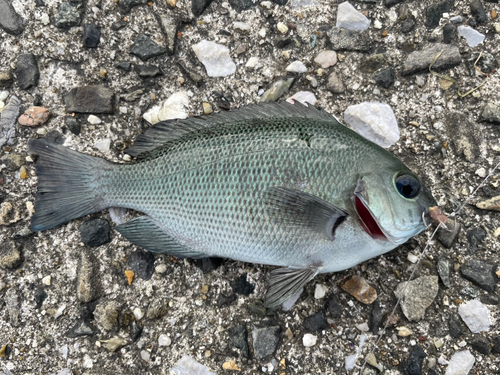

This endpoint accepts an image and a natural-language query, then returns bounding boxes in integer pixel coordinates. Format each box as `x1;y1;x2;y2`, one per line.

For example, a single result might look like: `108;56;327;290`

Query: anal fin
116;216;207;259
264;267;319;309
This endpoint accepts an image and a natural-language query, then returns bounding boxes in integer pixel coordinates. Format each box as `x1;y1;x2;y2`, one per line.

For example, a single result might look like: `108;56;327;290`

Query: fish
28;101;437;308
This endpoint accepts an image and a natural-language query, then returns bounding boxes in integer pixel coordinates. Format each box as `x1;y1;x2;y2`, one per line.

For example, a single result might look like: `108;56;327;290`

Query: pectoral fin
116;216;207;259
264;267;319;309
264;187;348;240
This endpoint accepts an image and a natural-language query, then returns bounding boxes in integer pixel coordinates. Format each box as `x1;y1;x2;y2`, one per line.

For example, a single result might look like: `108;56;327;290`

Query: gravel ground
1;0;500;374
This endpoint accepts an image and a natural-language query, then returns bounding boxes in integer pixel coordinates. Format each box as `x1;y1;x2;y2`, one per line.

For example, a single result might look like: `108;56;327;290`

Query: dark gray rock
460;285;480;299
118;0;147;14
360;54;387;73
448;313;465;338
192;0;214;17
111;21;128;30
177;61;204;86
442;23;458;44
493;336;500;354
54;1;83;29
469;335;491;355
401;14;416;34
155;13;179;56
470;0;487;25
228;0;255;12
403;44;461;75
130;34;166;61
217;292;237;307
425;0;454;29
437;218;460;249
80;218;110;248
134;65;163;78
480;293;499;305
466;227;486;253
65;116;81;135
460;259;498;293
327;28;371;52
403;345;426;375
229;324;249;357
437;258;451;288
34;287;48;308
66;319;97;337
1;154;23;170
232;273;255;295
375;68;395;88
304;312;328;332
121;88;145;102
383;0;404;6
0;241;23;269
481;103;500;123
127;249;155;280
327;72;345;94
16;54;40;90
0;0;24;35
83;24;101;48
369;300;384;334
251;325;280;360
45;130;66;145
116;61;132;72
270;0;287;5
64;85;115;114
130;321;143;342
0;70;13;88
35;0;45;6
327;294;342;319
194;257;223;273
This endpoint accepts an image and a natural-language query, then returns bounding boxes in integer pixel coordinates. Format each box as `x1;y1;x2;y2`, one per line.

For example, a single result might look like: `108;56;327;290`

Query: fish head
353;169;437;245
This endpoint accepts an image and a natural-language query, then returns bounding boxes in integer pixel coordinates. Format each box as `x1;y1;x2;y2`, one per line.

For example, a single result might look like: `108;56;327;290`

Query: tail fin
28;139;113;231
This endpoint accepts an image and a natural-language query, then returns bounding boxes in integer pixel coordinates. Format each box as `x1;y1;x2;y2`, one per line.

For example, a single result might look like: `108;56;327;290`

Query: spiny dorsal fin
126;101;339;157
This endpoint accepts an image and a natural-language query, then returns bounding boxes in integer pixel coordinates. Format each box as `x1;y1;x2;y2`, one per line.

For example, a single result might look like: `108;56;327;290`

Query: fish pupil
395;173;420;199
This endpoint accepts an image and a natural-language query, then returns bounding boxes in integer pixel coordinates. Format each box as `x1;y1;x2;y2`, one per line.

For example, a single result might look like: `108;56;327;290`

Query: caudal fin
28;139;112;231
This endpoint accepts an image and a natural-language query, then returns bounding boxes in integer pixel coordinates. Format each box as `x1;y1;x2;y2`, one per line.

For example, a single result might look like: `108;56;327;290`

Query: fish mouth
354;196;388;241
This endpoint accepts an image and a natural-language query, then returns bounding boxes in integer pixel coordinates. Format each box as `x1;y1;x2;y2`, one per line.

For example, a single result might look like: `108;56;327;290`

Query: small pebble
341;275;377;304
302;333;317;347
222;360;241;371
407;253;419;263
313;50;337;68
245;57;259;69
314;283;328;299
125;270;134;285
475;168;486;178
18;107;50;126
277;22;288;34
286;61;307;73
458;300;490;333
155;264;167;273
445;350;475;375
20;166;28;179
397;326;413;336
158;333;171;346
42;275;51;286
133;307;144;320
88;115;101;124
140;350;150;361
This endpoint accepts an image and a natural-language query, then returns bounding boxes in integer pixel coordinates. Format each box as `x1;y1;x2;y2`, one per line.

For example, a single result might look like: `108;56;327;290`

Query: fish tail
28;139;113;231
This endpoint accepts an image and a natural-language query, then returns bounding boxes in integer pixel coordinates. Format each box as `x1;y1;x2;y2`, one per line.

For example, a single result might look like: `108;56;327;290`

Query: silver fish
29;102;436;308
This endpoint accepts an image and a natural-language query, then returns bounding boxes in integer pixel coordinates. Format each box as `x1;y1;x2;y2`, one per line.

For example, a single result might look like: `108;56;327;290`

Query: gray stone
64;85;115;114
0;0;24;35
437;258;451;288
327;28;371;51
437;218;461;248
191;0;214;17
228;0;255;12
66;319;97;337
469;335;491;355
134;65;163;78
403;43;461;75
470;0;487;25
359;54;387;73
34;287;48;309
16;54;40;90
77;248;101;303
0;70;13;88
460;259;498;293
94;300;122;331
118;0;147;13
466;227;486;253
369;300;384;334
80;218;110;247
177;61;204;86
127;249;155;280
1;154;23;171
443;23;458;44
449;313;466;338
327;72;345;94
304;312;328;332
394;276;439;321
116;61;132;72
130;34;166;61
261;78;294;102
425;0;454;29
155;14;179;56
83;24;101;48
336;1;370;31
251;325;281;360
0;241;23;269
480;293;499;305
229;324;249;357
65;116;81;135
374;68;395;89
0;96;20;148
327;294;343;319
446;113;482;161
54;1;83;29
403;345;426;375
481;103;500;123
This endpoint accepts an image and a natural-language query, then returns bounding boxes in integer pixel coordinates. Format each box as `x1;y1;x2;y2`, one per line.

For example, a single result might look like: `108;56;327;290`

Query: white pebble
287;91;317;106
192;40;236;77
286;61;307;73
140;350;151;361
260;1;272;9
155;264;168;274
36;127;47;135
258;28;267;38
94;139;111;153
302;333;317;347
313;50;337;68
41;13;50;25
87;115;101;124
457;25;485;47
158;334;171;346
407;253;419;263
373;19;382;29
233;22;250;31
54;304;66;319
42;275;51;286
123;154;132;162
445;350;475;375
133;307;144;320
356;322;369;332
277;22;288;34
245;57;259;69
0;90;9;101
119;106;128;114
336;1;371;31
458;300;490;333
314;283;328;299
475;168;486;178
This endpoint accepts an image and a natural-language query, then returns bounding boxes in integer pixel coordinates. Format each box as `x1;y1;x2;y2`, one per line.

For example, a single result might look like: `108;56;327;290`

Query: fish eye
395;173;420;199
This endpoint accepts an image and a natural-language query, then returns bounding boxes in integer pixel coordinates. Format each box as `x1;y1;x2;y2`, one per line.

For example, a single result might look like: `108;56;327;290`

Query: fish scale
28;101;436;307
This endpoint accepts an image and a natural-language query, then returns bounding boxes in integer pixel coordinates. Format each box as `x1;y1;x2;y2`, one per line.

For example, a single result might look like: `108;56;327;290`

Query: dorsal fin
126;101;339;157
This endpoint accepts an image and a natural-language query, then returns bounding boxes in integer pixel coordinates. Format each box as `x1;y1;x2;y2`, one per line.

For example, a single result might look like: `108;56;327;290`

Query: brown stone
18;106;50;126
341;275;377;304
